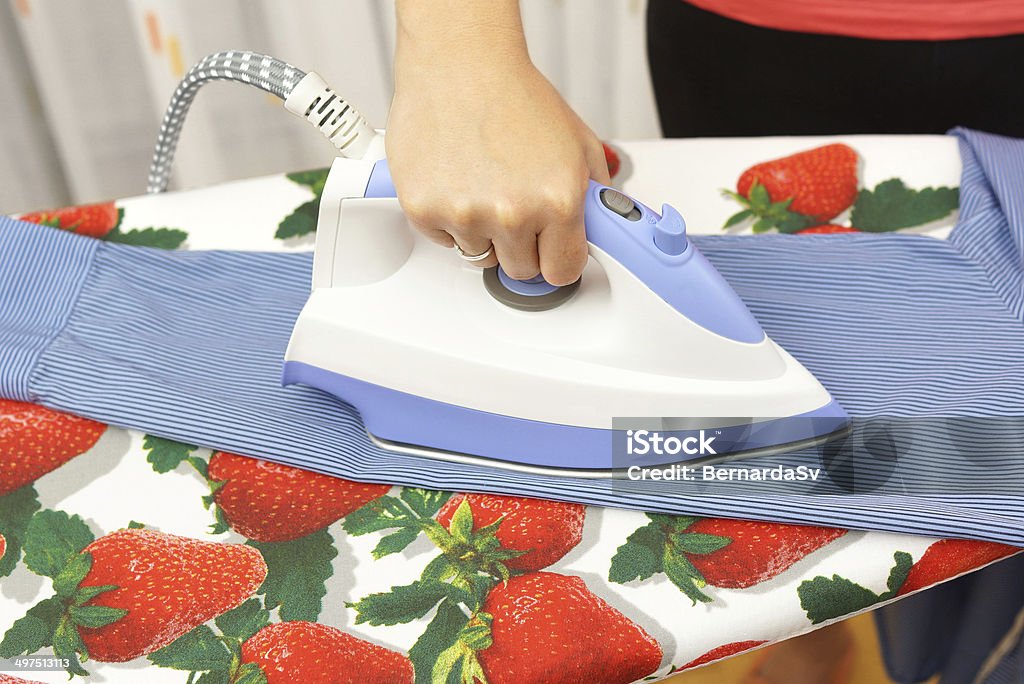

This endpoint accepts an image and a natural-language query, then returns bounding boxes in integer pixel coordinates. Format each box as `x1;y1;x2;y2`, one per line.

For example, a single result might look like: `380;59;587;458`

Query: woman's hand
388;0;610;285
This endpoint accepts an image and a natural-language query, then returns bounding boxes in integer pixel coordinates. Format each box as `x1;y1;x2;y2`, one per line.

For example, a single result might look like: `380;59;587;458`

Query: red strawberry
436;493;585;571
737;144;859;223
19;201;119;238
796;224;860;234
0;675;45;683
208;452;390;542
686;519;845;589
0;399;106;496
78;529;267;661
479;572;662;684
680;640;767;670
897;539;1020;596
602;142;621;179
0;533;5;561
241;621;413;684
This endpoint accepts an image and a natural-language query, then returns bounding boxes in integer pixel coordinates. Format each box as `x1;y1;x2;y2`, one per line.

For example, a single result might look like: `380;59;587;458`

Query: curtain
0;0;660;213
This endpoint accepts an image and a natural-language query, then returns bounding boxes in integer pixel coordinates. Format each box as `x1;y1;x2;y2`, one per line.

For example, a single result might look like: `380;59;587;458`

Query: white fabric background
0;0;661;214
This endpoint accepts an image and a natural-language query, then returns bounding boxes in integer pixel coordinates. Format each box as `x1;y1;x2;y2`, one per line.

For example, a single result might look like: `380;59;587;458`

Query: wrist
394;0;530;85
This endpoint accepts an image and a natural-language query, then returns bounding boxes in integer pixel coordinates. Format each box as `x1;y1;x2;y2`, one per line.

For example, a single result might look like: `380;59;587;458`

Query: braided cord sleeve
147;50;306;194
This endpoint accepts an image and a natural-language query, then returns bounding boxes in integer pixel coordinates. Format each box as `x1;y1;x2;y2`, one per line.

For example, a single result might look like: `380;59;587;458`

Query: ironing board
0;136;1019;684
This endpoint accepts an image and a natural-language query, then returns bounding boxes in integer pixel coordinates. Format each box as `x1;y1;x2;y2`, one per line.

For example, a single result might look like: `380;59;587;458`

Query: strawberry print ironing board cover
0;130;1022;683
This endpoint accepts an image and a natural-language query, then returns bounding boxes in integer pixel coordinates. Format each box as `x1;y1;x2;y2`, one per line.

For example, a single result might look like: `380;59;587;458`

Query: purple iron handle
363;159;764;344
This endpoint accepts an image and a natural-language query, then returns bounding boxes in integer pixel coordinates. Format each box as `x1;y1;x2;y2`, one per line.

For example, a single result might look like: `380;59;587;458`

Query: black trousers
647;0;1024;137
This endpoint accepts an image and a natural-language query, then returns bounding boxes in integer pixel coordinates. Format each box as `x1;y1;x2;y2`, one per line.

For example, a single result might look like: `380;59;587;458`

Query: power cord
147;50;381;194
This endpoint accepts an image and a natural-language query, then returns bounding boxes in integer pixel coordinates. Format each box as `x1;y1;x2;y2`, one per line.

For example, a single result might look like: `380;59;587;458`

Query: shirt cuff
0;217;99;402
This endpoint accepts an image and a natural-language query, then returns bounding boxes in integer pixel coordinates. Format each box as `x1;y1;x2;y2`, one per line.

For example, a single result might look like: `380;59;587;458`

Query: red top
687;0;1024;40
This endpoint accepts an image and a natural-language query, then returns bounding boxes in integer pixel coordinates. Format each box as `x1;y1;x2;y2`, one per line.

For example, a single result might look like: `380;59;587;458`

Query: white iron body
283;156;848;474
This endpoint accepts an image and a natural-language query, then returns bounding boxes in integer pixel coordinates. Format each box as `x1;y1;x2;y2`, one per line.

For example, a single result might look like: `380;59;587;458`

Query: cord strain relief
285;71;377;158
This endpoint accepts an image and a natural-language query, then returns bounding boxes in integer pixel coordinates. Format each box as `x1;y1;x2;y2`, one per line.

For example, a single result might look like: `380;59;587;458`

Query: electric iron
142;52;845;474
282;155;849;473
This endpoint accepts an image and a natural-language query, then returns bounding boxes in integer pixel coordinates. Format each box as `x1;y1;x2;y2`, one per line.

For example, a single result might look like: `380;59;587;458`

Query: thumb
586;139;613;186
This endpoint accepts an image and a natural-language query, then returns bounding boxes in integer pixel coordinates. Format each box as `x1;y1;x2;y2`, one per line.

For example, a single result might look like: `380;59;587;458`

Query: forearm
394;0;530;85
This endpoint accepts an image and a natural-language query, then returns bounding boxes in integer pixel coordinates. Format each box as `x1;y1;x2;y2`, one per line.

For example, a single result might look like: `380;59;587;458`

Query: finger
448;229;498;268
408;219;455;248
538;217;588;286
586;140;613;186
492;229;540;281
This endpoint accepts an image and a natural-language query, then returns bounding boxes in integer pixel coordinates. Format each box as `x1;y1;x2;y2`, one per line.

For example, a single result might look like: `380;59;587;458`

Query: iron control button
497;270;559;297
484;267;580;311
600;188;642;221
653;204;688;255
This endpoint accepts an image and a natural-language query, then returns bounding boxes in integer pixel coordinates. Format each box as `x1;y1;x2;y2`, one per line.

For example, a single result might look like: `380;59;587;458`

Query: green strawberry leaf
431;610;493;684
251;529;336;622
148;624;232;671
459;614;493;652
22;510;94;579
350;580;472;627
188;455;210;479
68;604;127;628
275;199;319;239
609;521;666;584
286;168;331;196
52;552;93;599
723;209;753;228
408;598;472;684
52;614;88;677
434;644;472;684
775;211;814;234
663;544;712;605
400;488;453;518
850;179;959;232
610;514;730;604
38;216;63;228
421;555;458;583
647;513;697;531
419;518;458;554
0;596;63;657
196;669;233;684
277;168;332;240
233;662;269;684
455;573;499;612
749;183;771;211
343;495;419;535
444;655;467;684
461;635;492;660
214;599;270;642
883;551;914;598
143;434;199;473
798;573;881;624
448;499;475;545
71;583;118;606
208;503;231;536
372;526;422;559
343;490;451;559
799;551;915;625
105;227;188;249
673;532;732;556
458;648;489;684
0;485;41;577
722;182;814;234
114;207;125;231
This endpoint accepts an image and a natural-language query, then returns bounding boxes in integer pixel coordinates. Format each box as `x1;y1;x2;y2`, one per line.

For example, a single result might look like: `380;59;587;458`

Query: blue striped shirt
1;127;1022;545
